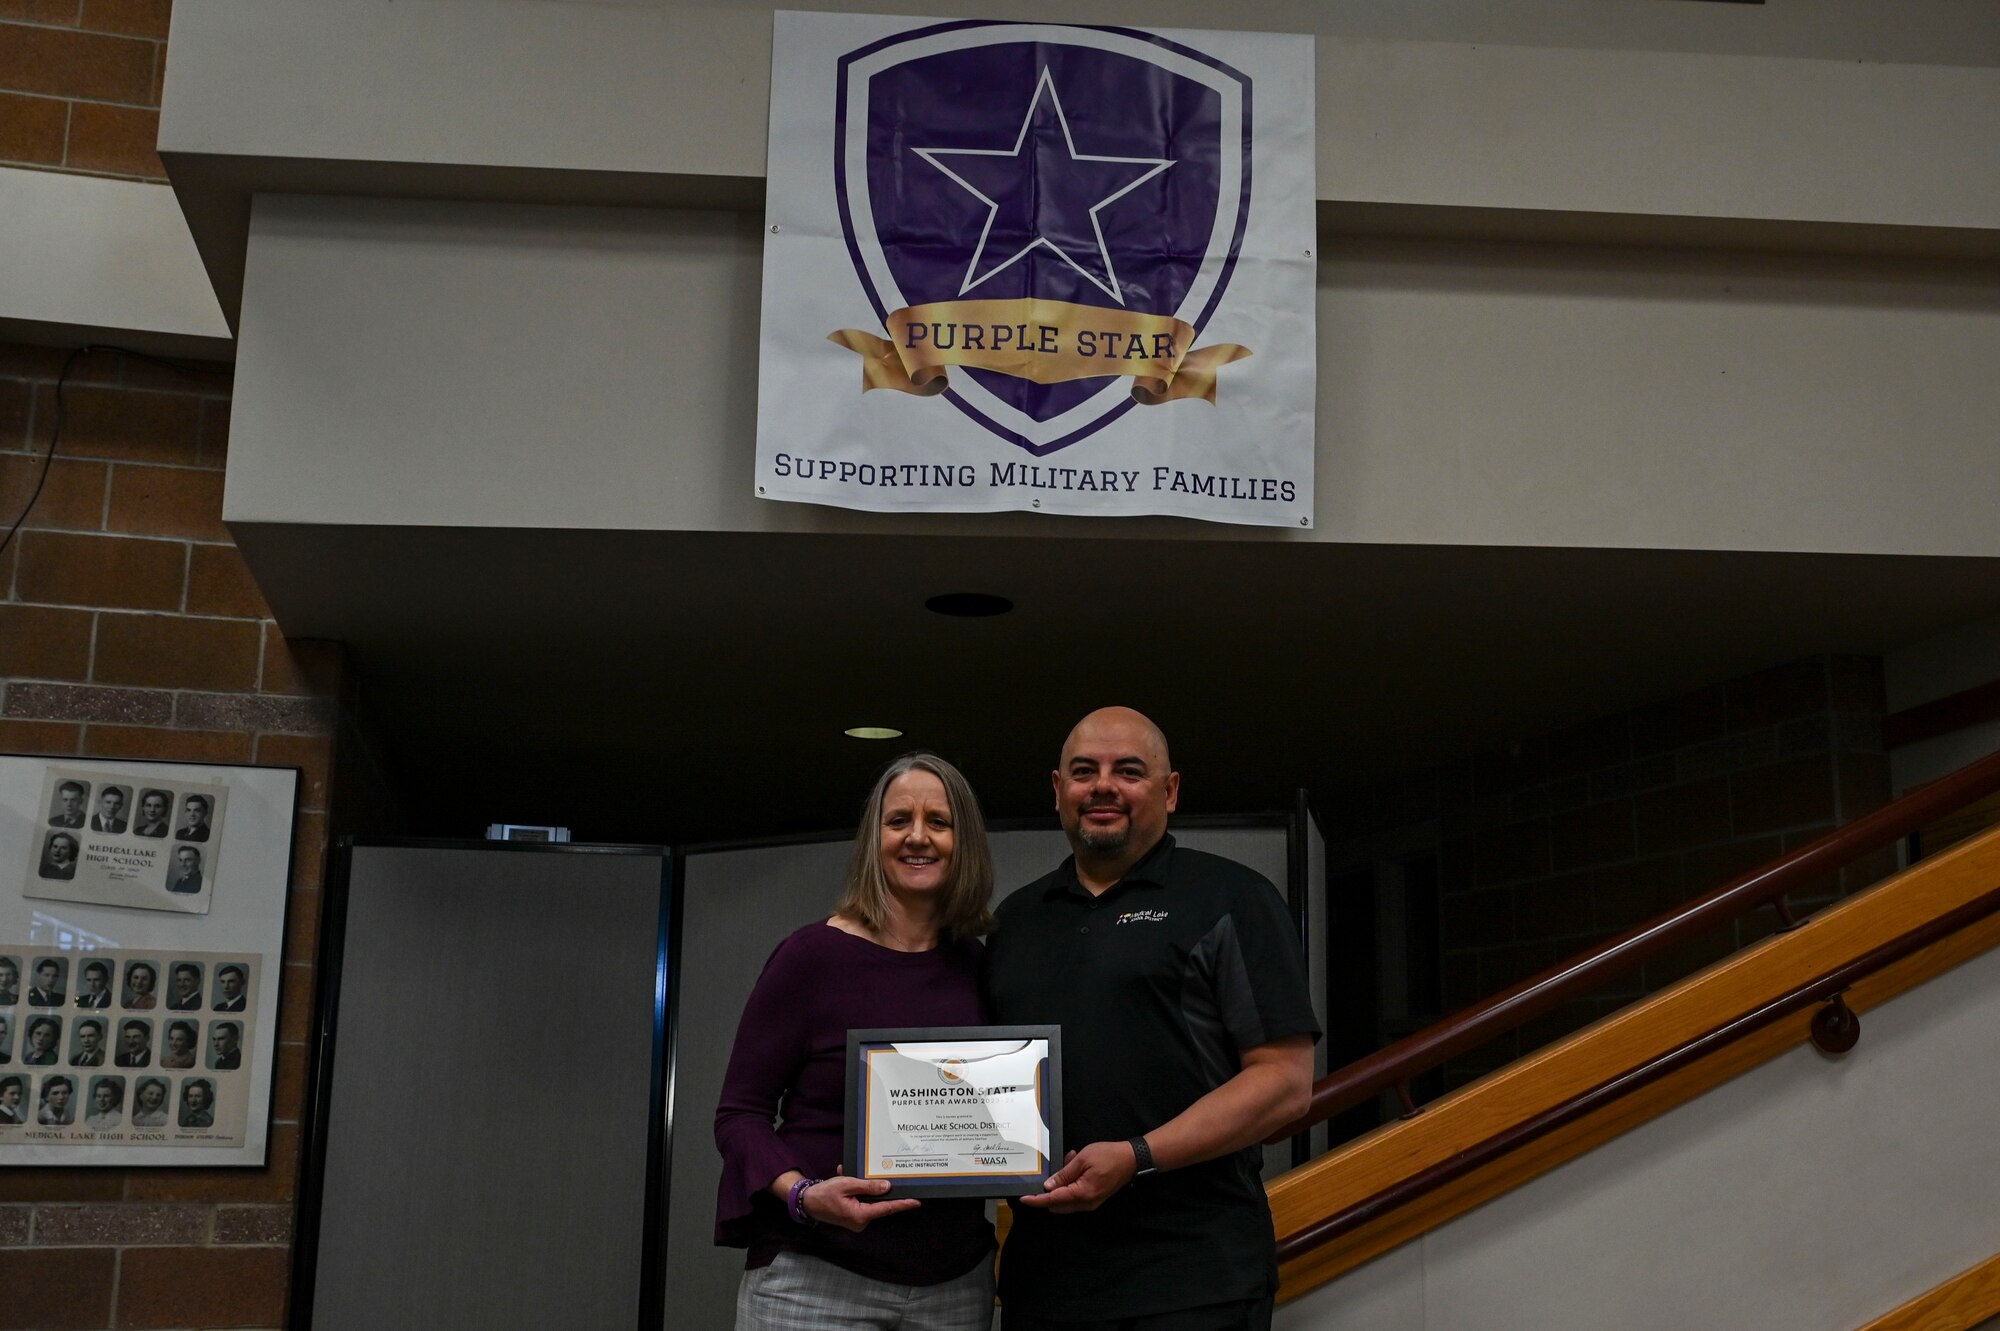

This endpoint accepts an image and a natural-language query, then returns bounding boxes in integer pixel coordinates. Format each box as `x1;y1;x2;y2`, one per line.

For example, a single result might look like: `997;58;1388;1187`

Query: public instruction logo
830;21;1254;455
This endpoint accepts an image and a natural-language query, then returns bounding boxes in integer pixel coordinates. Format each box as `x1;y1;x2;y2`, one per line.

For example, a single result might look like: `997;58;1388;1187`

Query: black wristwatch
1127;1135;1158;1177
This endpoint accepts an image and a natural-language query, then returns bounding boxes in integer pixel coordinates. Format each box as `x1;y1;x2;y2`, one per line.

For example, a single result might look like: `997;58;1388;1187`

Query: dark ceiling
234;523;2000;846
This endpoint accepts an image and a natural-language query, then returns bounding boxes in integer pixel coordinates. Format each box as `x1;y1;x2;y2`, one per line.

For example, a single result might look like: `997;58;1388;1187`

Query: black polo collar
1044;832;1178;899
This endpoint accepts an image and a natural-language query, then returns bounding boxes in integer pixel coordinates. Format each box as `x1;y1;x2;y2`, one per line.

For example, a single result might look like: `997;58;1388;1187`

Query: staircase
1262;752;2000;1331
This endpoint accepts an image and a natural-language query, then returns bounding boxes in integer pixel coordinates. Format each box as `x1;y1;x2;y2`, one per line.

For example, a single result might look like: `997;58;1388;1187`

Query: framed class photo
1;753;299;1167
843;1025;1061;1200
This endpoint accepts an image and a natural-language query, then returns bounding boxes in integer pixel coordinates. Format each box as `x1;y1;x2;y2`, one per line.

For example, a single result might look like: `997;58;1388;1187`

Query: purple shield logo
834;21;1252;455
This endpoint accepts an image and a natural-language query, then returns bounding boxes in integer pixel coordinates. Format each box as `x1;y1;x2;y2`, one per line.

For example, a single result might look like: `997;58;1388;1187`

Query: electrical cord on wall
0;344;88;561
0;344;231;560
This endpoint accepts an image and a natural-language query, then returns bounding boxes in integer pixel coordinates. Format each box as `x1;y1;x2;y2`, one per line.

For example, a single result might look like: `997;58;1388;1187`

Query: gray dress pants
735;1249;995;1331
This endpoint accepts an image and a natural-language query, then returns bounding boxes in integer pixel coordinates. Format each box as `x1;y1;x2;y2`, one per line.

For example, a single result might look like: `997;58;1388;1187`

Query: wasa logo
936;1058;966;1084
831;21;1253;454
1116;909;1169;925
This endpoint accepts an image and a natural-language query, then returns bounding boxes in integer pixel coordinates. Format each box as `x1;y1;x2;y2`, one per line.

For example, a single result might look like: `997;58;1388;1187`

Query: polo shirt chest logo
1114;909;1169;924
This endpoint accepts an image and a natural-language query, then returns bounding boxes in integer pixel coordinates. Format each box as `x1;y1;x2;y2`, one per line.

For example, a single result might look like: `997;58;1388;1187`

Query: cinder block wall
0;340;342;1331
0;0;171;181
1322;656;1895;1087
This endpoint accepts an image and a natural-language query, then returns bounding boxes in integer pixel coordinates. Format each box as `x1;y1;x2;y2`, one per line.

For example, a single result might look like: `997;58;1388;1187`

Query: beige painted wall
0;167;228;354
225;194;2000;556
162;0;2000;232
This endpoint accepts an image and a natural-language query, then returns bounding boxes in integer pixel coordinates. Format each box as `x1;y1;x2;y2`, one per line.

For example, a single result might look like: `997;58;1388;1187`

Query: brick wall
1322;655;1895;1088
0;340;341;1330
0;0;171;182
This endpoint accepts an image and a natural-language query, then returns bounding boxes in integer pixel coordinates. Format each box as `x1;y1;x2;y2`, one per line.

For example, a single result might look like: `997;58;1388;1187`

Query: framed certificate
843;1025;1062;1199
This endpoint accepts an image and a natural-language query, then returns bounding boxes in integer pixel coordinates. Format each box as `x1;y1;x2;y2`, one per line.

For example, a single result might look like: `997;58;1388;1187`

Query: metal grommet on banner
770;224;781;234
1299;516;1309;527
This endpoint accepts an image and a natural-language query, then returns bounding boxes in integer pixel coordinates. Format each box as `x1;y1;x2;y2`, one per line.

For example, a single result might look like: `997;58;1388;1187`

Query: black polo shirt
982;833;1321;1320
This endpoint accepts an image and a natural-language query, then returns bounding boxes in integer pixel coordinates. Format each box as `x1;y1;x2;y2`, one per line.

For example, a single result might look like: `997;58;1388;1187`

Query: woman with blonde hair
716;752;998;1330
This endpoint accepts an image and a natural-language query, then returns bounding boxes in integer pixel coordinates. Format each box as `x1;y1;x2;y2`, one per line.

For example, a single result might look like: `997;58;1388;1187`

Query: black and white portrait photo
22;1017;60;1067
38;832;79;882
85;1076;124;1131
133;789;172;838
166;845;204;896
178;1078;216;1129
27;958;66;1008
74;960;112;1009
0;1075;23;1125
130;1076;169;1128
211;965;247;1013
116;1019;153;1069
70;1019;106;1067
90;785;130;835
38;1075;75;1126
165;962;204;1012
0;956;18;1006
174;794;214;842
123;960;159;1010
207;1022;243;1071
47;780;88;829
160;1021;198;1070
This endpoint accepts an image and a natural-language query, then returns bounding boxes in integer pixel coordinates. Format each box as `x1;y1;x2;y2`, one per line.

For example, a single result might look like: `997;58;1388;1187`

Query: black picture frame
843;1024;1062;1200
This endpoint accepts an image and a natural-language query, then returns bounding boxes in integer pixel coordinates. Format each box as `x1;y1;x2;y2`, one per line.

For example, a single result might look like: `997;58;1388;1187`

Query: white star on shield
912;67;1174;306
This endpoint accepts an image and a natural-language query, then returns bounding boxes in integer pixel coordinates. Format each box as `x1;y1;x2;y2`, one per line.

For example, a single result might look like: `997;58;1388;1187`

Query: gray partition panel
668;824;1301;1325
311;845;666;1331
669;838;852;1326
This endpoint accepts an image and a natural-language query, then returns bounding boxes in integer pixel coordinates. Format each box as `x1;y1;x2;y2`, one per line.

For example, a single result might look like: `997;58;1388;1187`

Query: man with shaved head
983;707;1320;1330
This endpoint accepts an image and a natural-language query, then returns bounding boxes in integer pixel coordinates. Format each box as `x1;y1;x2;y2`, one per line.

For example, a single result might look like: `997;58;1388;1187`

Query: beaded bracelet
788;1176;822;1226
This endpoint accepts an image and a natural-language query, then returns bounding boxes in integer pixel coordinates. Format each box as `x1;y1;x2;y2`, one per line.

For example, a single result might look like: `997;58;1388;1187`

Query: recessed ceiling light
926;592;1014;617
844;726;904;739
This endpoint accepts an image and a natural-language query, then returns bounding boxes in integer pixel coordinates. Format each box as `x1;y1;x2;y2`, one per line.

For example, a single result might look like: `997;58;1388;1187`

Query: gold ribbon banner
829;298;1251;405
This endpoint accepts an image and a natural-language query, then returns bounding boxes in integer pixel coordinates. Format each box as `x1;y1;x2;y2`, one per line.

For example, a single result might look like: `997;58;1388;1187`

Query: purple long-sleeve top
713;921;995;1286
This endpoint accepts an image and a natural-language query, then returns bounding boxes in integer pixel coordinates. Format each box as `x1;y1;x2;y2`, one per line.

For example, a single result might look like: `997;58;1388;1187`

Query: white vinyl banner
756;12;1316;527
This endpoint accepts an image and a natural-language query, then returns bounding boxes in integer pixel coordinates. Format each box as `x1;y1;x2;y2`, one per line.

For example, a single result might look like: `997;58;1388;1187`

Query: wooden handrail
1269;745;2000;1142
1277;880;2000;1264
1268;822;2000;1298
1853;1249;2000;1331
